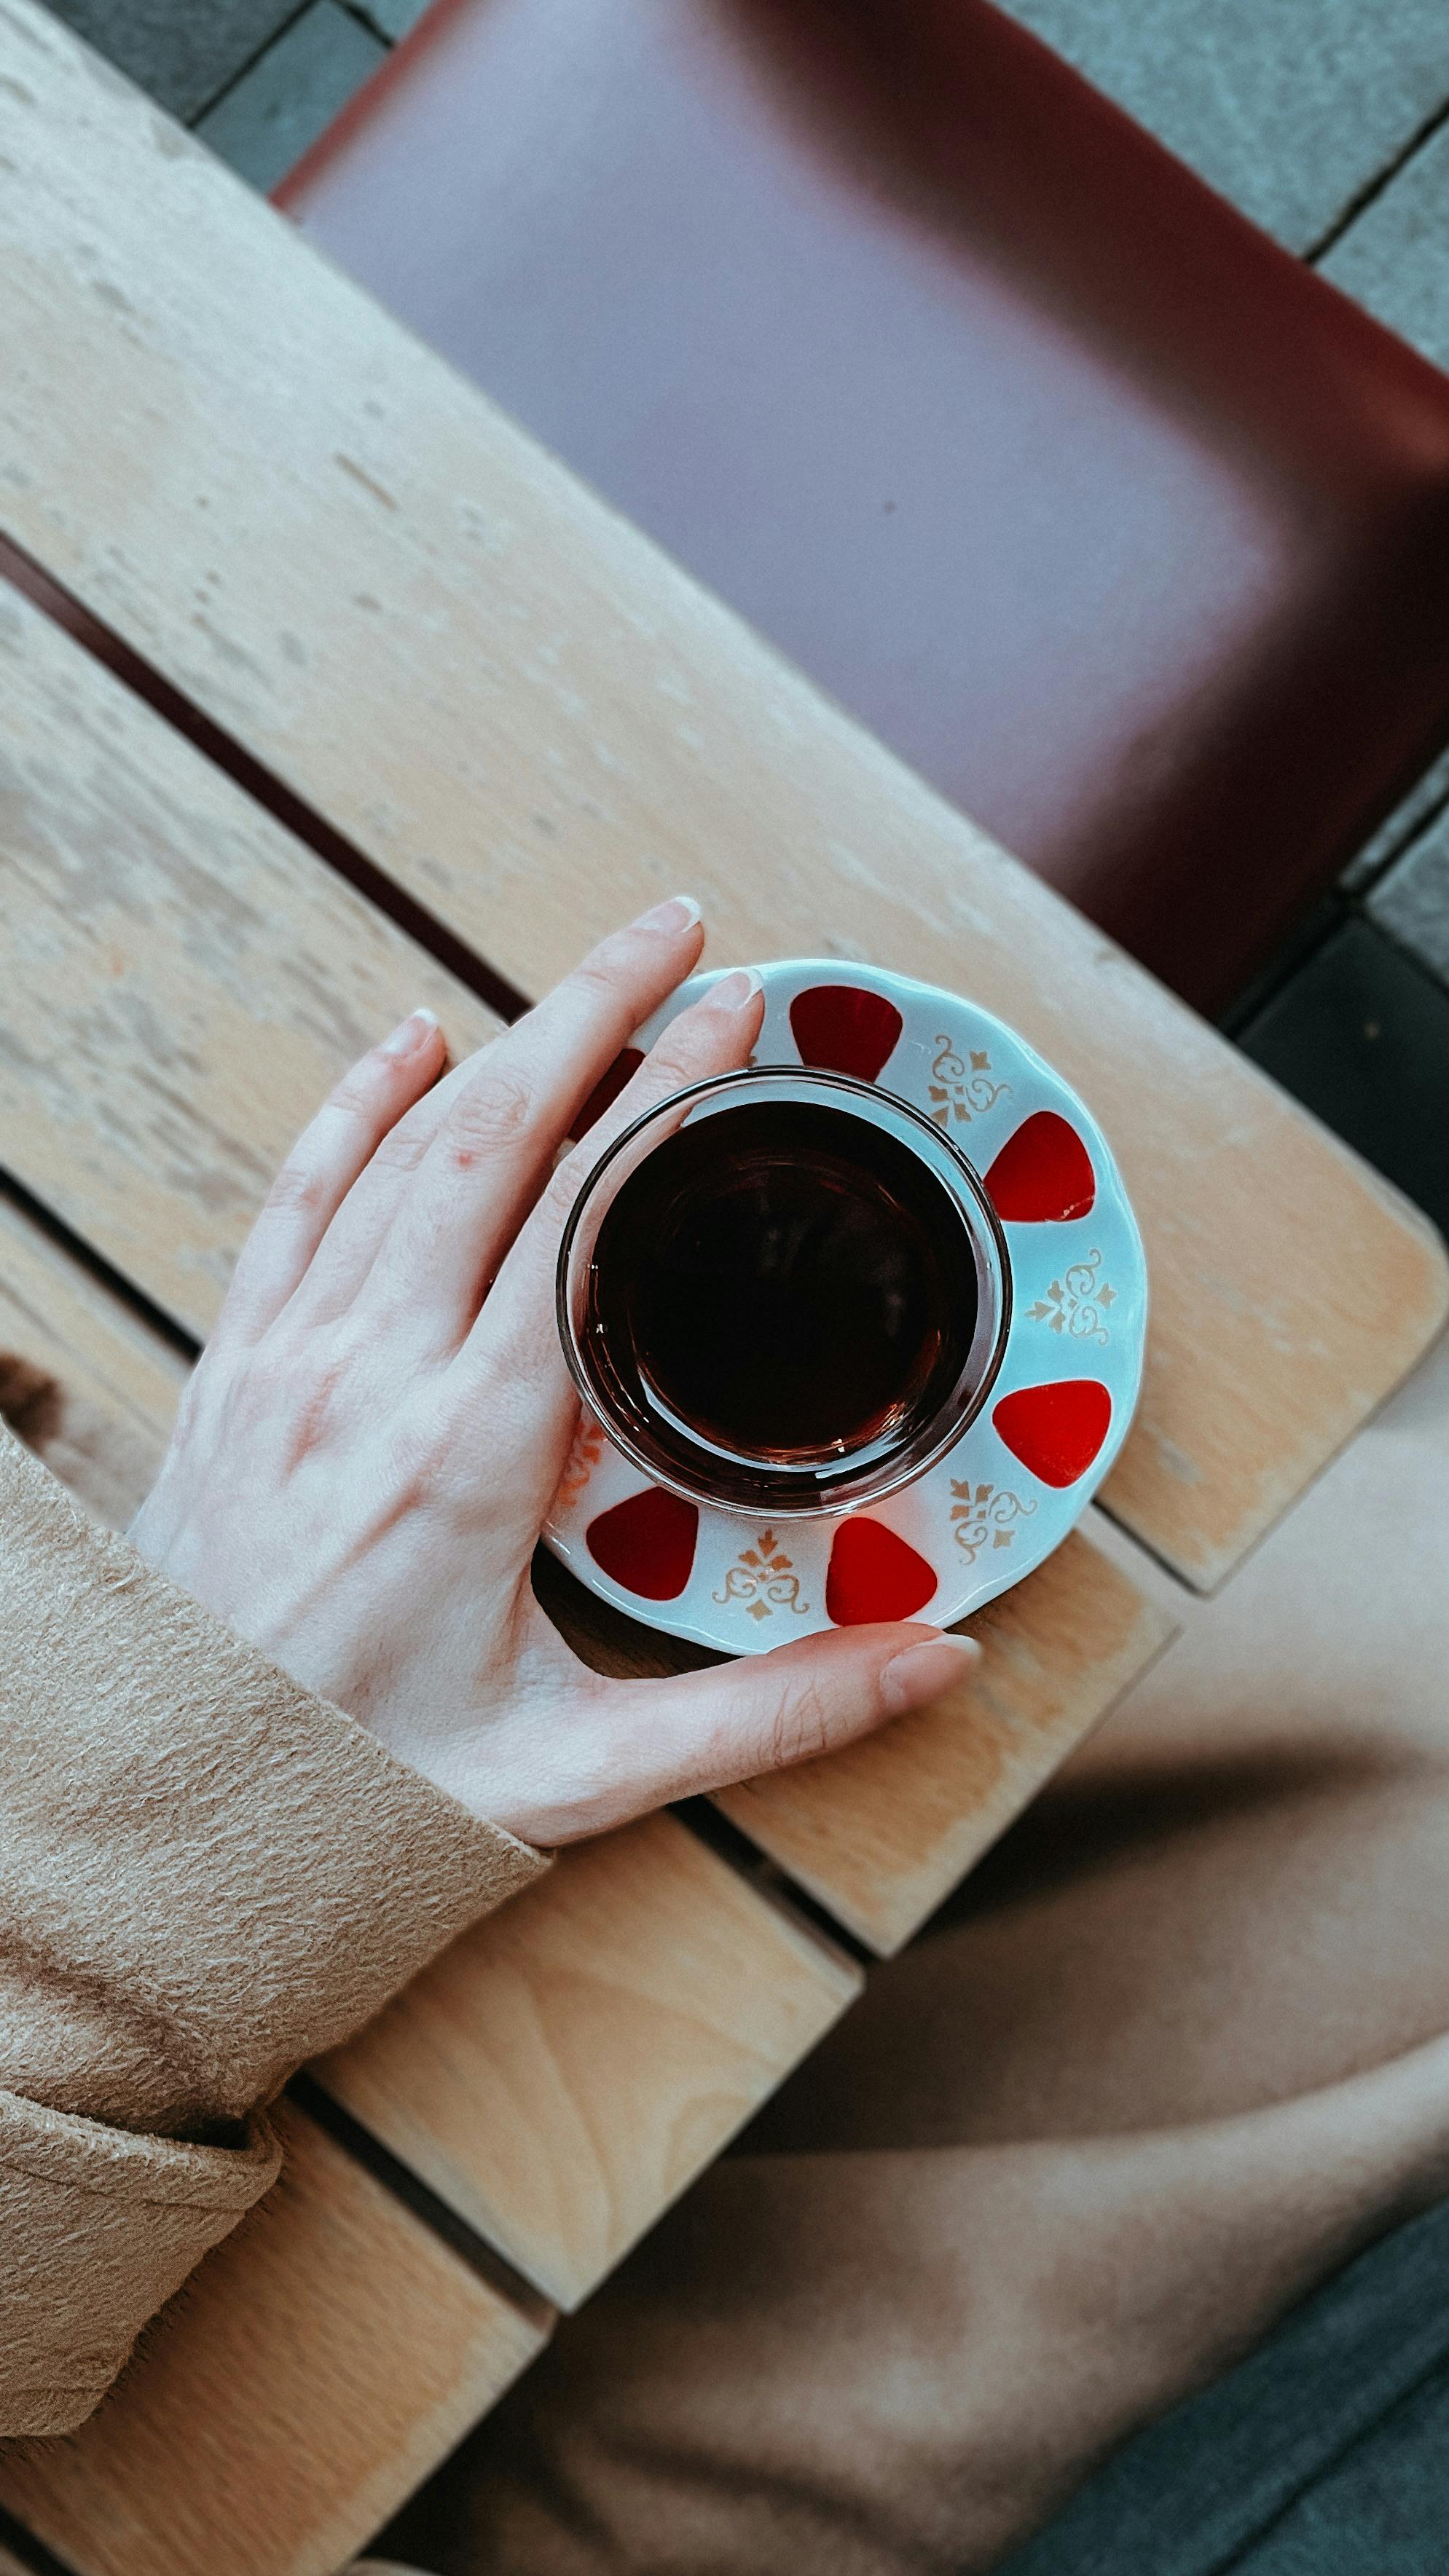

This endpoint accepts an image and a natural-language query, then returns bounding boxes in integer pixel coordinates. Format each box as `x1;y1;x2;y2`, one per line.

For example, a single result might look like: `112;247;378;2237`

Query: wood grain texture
0;1190;188;1524
0;583;501;1340
0;0;1445;1587
314;1811;862;2307
716;1529;1177;1953
0;2101;548;2576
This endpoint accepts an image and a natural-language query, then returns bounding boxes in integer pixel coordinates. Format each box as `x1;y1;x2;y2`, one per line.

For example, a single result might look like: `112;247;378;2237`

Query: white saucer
543;961;1147;1652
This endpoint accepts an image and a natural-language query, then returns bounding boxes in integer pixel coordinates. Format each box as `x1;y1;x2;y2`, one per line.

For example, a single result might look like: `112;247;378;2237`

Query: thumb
594;1623;981;1829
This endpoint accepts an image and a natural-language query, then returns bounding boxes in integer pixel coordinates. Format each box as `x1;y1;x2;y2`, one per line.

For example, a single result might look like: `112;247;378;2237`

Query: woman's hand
131;899;977;1846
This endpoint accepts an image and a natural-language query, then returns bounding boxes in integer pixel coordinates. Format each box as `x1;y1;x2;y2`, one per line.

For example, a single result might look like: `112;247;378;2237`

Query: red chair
279;0;1449;1011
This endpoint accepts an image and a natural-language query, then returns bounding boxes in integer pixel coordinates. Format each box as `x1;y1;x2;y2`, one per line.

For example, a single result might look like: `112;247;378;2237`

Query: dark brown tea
584;1099;980;1468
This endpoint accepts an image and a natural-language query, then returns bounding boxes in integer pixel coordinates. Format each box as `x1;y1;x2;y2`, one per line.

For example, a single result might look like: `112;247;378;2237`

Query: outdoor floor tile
1340;741;1449;893
1369;807;1449;989
41;0;306;122
196;0;385;192
1000;0;1449;255
1322;113;1449;368
353;0;432;37
1238;918;1449;1237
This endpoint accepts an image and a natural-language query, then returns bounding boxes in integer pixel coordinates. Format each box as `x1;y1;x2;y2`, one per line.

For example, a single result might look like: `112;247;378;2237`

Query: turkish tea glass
557;1065;1013;1519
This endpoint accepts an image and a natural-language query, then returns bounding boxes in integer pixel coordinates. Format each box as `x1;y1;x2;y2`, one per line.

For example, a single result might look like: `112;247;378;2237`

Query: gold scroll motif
927;1033;1010;1129
1026;1249;1117;1346
713;1530;812;1621
950;1479;1038;1563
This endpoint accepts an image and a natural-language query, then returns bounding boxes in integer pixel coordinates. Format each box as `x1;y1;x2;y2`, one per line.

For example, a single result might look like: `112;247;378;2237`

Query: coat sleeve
0;1426;549;2435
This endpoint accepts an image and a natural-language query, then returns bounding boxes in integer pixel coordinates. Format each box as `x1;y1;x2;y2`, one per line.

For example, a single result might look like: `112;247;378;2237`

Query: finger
514;1626;982;1845
458;964;766;1518
284;1023;506;1322
291;897;702;1327
215;1009;446;1343
347;894;707;1344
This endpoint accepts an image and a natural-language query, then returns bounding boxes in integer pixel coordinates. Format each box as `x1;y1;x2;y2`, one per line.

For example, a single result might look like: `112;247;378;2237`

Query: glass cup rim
555;1063;1015;1518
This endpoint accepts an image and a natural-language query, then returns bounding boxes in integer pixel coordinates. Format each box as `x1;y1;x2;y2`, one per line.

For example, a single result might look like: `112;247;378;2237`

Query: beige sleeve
0;1427;549;2435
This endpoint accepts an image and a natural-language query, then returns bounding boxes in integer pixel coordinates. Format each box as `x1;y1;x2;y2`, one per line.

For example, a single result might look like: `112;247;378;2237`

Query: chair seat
280;0;1449;1009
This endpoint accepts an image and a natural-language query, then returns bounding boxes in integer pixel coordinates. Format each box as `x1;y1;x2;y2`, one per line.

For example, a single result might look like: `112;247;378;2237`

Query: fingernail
709;965;764;1012
881;1632;980;1712
635;893;703;935
381;1006;440;1057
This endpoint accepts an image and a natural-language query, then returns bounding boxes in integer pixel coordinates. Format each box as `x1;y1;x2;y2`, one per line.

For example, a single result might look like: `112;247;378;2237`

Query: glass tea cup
557;1066;1012;1519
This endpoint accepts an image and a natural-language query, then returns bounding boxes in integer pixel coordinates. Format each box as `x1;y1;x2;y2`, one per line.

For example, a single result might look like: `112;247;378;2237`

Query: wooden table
0;7;1443;2570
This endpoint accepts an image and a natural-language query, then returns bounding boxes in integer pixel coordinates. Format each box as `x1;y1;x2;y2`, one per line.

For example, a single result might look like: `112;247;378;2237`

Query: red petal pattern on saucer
826;1518;938;1625
790;985;903;1083
586;1487;699;1599
992;1380;1112;1487
570;1046;645;1142
985;1111;1096;1222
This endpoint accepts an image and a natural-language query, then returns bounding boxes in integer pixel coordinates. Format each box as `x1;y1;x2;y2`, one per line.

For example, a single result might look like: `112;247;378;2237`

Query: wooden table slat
314;1811;861;2307
715;1526;1177;1953
1;0;1444;1591
0;2101;549;2576
0;1189;189;1526
0;583;502;1342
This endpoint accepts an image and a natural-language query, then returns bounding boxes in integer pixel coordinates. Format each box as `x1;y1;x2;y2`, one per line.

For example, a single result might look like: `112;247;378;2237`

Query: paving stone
1321;112;1449;368
1368;803;1449;988
1326;119;1449;902
1238;917;1449;1237
353;0;432;37
1340;741;1449;893
40;0;306;122
1000;0;1449;255
196;0;385;191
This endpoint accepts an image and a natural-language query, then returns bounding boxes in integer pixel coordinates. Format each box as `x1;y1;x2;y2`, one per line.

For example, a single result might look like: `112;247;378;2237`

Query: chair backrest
280;0;1449;1008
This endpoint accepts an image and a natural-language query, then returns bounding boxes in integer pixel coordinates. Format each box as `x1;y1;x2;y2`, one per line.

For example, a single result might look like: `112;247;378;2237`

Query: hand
130;899;978;1846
